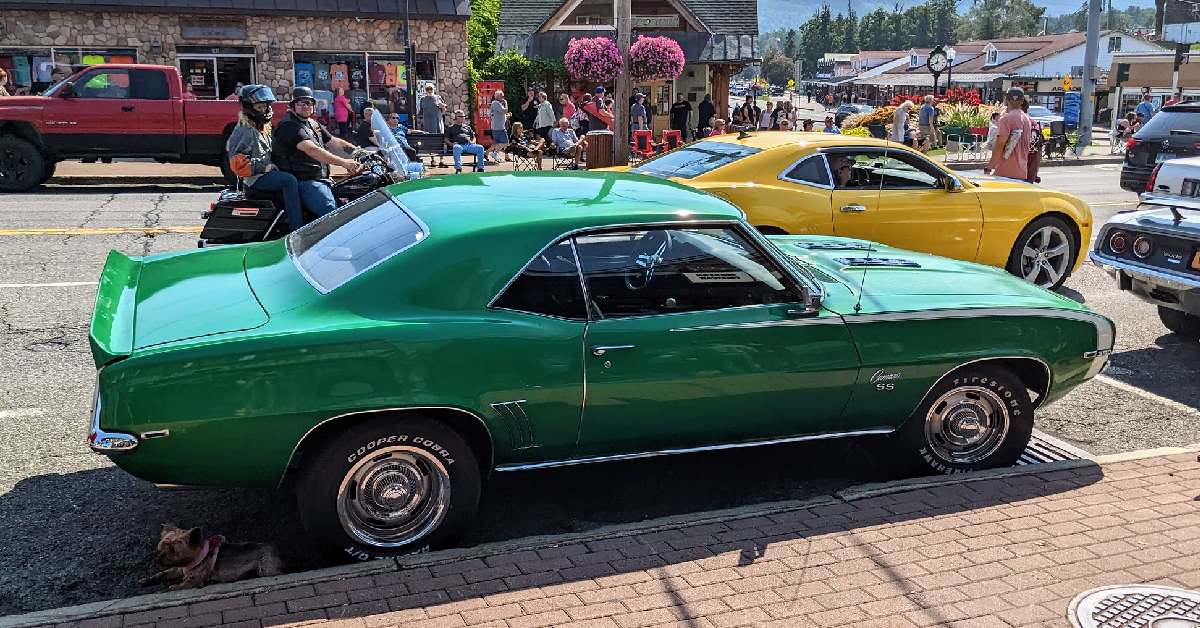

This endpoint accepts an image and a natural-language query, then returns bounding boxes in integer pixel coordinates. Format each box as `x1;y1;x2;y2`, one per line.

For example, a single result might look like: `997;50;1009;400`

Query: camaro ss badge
871;369;901;391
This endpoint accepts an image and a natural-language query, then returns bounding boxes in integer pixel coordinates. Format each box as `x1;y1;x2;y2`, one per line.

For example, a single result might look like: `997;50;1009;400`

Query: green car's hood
770;236;1087;315
90;246;268;365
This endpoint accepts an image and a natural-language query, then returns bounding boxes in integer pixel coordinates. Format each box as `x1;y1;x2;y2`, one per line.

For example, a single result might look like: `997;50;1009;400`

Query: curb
4;445;1195;627
944;156;1125;171
43;177;226;188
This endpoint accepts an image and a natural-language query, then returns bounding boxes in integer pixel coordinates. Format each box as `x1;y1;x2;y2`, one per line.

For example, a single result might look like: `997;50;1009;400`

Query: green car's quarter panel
89;173;1113;490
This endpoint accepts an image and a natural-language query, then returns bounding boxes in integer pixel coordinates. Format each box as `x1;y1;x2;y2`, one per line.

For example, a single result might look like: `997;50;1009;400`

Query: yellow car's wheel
1006;215;1076;291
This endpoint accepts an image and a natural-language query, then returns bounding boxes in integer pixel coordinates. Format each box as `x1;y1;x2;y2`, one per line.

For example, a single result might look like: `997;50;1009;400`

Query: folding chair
661;129;683;152
506;133;543;171
630;130;658;164
548;145;577;170
1045;121;1069;160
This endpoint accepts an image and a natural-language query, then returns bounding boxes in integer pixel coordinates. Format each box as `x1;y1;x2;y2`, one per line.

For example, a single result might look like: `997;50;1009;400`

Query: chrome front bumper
1090;251;1200;316
87;372;138;454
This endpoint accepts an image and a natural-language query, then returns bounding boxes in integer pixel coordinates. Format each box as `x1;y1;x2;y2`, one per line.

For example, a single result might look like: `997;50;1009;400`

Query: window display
292;51;438;127
0;48;54;94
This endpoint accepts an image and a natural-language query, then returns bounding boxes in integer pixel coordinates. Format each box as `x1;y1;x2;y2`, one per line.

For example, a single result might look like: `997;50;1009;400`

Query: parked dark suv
1121;104;1200;193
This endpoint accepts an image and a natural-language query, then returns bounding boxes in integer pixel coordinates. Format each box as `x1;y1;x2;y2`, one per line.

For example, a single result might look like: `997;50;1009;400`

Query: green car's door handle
840;204;868;213
591;344;636;357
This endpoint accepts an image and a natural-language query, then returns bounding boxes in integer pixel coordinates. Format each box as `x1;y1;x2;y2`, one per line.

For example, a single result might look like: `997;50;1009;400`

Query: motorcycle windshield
371;109;411;173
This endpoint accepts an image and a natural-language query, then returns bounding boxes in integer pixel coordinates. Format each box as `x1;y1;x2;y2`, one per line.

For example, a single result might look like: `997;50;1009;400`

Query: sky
758;0;1157;33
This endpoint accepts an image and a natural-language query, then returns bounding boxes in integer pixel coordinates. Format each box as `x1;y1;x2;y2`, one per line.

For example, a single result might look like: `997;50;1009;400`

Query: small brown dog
141;523;285;591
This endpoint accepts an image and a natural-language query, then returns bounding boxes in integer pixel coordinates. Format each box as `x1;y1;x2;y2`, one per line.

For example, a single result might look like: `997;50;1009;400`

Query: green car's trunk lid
89;247;268;367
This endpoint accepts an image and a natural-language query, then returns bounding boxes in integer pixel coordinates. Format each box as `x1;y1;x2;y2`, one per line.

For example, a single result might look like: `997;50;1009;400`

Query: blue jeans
249;169;302;230
298;179;337;219
453;143;486;171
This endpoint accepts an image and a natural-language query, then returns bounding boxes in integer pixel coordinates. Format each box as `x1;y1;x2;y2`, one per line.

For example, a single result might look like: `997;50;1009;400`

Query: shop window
55;49;138;69
1108;36;1122;53
293;51;367;125
1;48;61;94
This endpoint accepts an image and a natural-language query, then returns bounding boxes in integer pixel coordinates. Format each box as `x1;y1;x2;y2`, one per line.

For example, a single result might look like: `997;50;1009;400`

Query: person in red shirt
985;87;1032;181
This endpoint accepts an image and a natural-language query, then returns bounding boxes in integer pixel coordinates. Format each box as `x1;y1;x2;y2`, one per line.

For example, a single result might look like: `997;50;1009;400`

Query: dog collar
184;535;223;570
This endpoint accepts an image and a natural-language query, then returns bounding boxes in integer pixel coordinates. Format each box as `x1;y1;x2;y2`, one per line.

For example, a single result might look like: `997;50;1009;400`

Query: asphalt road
1;165;1198;615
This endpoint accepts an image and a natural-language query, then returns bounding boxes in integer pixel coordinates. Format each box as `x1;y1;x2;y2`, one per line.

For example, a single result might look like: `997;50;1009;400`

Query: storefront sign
180;21;247;40
632;15;681;28
475;80;504;148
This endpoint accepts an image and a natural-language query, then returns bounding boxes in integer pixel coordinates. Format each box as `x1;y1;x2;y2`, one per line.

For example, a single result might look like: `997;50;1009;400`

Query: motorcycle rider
224;85;305;231
272;86;362;219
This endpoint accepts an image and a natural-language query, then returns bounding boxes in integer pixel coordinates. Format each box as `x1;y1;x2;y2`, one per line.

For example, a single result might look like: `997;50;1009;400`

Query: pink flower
629;36;684;82
565;37;623;83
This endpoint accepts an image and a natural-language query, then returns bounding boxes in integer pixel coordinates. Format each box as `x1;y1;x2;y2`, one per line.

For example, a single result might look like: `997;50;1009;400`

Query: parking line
1095;375;1200;418
0;226;202;236
0;408;45;419
0;281;98;289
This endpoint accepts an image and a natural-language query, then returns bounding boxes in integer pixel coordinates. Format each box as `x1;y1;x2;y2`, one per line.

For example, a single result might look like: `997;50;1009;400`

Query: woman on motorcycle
225;85;304;232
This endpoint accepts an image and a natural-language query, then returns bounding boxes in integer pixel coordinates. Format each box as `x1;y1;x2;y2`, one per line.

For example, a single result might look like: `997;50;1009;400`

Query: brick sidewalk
15;451;1196;628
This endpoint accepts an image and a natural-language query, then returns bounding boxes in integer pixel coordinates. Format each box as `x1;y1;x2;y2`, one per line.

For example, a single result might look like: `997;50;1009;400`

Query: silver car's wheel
336;446;451;548
923;386;1010;465
1009;216;1076;290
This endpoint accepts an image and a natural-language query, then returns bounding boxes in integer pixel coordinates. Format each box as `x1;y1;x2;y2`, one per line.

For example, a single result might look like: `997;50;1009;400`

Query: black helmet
238;84;276;124
290;86;316;105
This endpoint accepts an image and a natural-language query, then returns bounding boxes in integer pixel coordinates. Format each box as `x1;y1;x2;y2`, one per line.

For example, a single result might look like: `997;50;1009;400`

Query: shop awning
852;72;1003;86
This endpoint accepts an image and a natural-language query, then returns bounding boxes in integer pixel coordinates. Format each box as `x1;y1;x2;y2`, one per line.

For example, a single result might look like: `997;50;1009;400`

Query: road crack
139;193;166;255
61;193;117;245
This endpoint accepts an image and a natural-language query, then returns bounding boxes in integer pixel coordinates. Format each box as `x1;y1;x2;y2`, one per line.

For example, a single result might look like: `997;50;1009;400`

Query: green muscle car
88;172;1114;558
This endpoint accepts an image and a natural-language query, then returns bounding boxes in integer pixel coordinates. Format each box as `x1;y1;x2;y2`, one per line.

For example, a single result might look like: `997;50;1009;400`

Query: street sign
1062;75;1073;91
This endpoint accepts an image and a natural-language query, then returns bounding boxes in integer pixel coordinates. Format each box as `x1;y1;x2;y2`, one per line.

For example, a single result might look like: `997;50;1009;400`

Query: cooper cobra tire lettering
296;416;481;561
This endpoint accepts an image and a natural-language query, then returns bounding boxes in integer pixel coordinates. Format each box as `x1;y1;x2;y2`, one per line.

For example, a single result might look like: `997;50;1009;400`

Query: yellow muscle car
617;132;1092;290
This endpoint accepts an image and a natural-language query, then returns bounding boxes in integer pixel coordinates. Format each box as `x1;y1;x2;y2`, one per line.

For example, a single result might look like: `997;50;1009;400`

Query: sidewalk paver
9;450;1197;628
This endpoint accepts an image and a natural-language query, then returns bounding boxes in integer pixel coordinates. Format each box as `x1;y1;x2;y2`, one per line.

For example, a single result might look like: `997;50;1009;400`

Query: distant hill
758;0;1157;34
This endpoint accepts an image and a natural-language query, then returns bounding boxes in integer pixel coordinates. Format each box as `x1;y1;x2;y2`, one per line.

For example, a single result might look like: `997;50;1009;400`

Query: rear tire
893;365;1033;475
1006;215;1076;291
295;415;481;561
1159;306;1200;339
0;136;46;193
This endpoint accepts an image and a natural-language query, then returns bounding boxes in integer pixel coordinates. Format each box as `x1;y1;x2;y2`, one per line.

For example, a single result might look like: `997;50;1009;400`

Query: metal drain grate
1018;429;1093;465
1071;585;1200;628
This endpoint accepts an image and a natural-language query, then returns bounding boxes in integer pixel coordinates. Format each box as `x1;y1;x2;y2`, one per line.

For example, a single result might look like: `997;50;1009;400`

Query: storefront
0;2;471;130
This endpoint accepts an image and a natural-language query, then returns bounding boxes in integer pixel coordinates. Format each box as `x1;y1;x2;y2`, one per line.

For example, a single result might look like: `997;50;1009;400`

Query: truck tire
0;136;46;193
41;161;57;185
219;150;237;187
1159;306;1200;340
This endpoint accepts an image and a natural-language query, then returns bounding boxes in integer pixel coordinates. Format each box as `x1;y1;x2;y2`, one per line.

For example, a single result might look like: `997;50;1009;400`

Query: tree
761;47;795;86
858;8;889;50
784;28;798;59
960;0;1045;40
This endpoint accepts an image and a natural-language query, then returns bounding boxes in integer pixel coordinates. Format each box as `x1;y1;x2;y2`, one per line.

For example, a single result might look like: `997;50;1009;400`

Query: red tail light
209;203;216;212
1146;163;1162;192
1127;137;1140;150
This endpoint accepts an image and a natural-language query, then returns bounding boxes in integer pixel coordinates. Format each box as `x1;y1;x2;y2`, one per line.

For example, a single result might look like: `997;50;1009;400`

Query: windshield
630;141;760;179
1137;109;1200;137
287;191;426;293
370;109;411;173
1029;106;1055;117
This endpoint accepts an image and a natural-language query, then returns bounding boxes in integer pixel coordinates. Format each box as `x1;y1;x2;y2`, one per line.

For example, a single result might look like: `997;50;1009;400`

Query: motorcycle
198;109;422;247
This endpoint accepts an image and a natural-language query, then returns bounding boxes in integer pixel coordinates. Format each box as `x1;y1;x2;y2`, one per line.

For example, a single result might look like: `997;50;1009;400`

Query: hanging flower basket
628;36;685;82
564;37;623;84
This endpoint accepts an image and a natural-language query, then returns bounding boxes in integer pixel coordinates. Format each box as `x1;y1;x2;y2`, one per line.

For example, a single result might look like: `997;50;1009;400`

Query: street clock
927;48;950;73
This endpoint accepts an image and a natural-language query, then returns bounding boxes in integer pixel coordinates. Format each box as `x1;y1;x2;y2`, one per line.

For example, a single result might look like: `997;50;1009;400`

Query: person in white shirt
759;101;774;130
891;101;913;145
549;117;588;169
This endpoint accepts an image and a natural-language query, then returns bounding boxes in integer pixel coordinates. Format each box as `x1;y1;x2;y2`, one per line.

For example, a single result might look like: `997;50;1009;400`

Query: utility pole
1078;0;1102;147
613;0;632;166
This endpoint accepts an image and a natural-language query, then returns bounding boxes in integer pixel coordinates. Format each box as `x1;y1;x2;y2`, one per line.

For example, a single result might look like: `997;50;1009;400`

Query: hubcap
1019;224;1072;288
337;446;450;548
0;148;32;183
924;386;1010;465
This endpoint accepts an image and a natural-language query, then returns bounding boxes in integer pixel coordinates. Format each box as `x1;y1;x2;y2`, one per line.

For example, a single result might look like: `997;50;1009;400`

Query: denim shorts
492;129;510;144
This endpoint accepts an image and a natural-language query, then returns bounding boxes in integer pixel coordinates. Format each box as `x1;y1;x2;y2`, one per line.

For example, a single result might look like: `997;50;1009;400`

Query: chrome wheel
336;446;450;548
923;386;1010;465
1019;224;1072;288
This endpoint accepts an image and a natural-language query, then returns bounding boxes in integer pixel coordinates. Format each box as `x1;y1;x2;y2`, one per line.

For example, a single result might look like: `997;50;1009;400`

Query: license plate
1156;153;1177;163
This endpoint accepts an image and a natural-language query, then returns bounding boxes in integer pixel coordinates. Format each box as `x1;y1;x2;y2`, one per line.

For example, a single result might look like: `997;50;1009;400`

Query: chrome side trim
493;427;895;472
669;317;845;332
278;405;495;487
1089;250;1200;290
140;429;171;440
88;368;139;454
911;355;1053;413
489;400;538;450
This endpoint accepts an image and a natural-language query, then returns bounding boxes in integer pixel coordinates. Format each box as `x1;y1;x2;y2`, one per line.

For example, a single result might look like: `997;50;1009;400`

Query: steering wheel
624;231;672;291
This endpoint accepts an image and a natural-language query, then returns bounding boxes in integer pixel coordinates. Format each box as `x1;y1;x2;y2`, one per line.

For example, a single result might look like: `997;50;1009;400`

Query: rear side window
132;70;169;100
492;239;587;320
630;141;760;179
288;192;425;292
1137;109;1200;137
783;155;830;187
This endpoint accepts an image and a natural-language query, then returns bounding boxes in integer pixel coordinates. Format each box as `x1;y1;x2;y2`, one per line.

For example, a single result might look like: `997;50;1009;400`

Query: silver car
1090;192;1200;337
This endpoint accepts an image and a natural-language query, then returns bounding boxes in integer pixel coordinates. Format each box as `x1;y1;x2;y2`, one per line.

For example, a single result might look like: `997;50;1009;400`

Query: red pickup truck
0;64;287;192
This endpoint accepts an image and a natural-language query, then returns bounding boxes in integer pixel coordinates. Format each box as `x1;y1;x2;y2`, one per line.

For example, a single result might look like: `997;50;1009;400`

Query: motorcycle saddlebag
199;193;282;246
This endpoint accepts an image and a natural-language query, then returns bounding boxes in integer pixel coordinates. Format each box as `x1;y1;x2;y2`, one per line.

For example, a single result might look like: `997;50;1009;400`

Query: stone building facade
0;1;469;128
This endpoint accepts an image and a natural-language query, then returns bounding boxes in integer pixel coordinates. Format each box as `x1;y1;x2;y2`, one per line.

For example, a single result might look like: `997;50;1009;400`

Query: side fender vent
794;241;874;251
832;257;921;268
490;400;539;450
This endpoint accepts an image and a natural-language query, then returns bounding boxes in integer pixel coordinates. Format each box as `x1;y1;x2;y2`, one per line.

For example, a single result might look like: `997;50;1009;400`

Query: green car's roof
385;171;745;237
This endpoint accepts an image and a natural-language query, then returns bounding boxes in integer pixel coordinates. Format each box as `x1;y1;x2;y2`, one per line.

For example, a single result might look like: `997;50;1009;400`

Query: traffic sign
1062;75;1073;91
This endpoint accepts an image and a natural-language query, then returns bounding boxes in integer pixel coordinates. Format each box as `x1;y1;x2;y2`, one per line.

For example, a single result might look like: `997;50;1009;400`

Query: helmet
238;84;276;124
290;86;316;105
